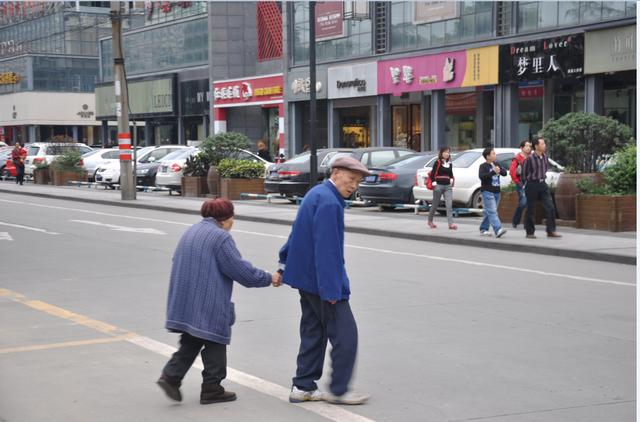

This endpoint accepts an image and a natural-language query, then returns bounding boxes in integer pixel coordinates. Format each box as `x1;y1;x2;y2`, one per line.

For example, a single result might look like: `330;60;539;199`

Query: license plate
364;175;377;183
161;166;168;173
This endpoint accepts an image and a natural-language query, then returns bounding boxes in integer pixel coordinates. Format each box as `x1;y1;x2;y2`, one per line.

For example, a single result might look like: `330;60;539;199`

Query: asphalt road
0;192;636;422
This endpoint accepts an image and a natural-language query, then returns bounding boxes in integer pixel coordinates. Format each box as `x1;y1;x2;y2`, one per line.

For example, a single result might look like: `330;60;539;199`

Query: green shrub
604;144;636;195
218;159;266;179
182;153;209;177
200;132;251;167
501;183;517;193
541;112;633;173
51;150;85;175
576;178;610;195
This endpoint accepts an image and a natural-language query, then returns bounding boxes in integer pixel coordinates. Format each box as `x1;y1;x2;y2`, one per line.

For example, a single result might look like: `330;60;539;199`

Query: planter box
498;191;544;224
555;173;603;220
182;176;209;197
576;194;636;232
34;168;50;185
52;170;87;186
220;178;265;200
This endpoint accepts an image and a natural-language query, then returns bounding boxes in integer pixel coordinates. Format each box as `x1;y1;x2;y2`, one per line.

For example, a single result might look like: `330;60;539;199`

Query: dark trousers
162;332;227;385
293;290;358;397
15;164;24;184
524;181;556;235
512;184;527;227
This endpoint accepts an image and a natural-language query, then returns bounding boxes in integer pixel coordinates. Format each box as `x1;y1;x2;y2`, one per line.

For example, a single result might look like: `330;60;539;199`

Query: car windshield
160;148;195;162
286;152;311;164
452;151;482;168
27;146;40;156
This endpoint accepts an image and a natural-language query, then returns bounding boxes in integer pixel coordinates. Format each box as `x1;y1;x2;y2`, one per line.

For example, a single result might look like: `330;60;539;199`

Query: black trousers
524;181;556;235
293;291;358;396
162;332;227;385
15;164;24;184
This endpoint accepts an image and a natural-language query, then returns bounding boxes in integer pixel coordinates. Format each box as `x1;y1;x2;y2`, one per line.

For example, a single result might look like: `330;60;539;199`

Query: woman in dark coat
157;198;281;404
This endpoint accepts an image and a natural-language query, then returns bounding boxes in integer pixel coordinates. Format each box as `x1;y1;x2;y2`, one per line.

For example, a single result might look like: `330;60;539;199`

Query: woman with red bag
11;142;27;186
427;146;456;230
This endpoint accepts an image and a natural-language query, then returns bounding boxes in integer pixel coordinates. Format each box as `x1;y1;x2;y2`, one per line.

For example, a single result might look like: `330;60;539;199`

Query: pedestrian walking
257;140;273;163
157;198;282;405
427;146;457;230
279;156;370;406
509;140;531;228
478;146;507;238
522;136;562;239
11;142;26;185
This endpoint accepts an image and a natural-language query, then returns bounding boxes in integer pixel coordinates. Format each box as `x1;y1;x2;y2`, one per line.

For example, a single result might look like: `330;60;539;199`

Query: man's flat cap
331;156;371;176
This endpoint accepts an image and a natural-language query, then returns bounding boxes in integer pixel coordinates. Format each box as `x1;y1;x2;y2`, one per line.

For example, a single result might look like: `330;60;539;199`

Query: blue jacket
166;218;271;345
279;181;350;301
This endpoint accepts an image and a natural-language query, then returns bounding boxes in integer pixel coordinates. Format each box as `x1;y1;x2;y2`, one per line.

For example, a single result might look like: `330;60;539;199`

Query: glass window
518;2;538;32
103;150;120;159
538;1;558;27
558;2;580;25
453;151;482;168
445;18;460;44
602;1;626;19
28;146;40;156
359;152;370;165
370;150;398;167
580;1;603;23
430;20;445;46
287;152;311;164
497;153;515;170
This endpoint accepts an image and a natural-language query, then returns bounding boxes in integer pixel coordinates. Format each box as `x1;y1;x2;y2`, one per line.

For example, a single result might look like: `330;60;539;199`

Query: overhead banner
377;46;499;95
315;1;344;41
500;33;584;82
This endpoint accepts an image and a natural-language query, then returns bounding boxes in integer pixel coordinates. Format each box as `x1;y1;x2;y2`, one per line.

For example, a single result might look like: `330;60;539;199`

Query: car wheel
0;167;9;179
470;189;483;209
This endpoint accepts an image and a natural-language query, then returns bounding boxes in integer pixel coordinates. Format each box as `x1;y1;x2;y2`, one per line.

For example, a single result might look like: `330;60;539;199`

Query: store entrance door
339;106;371;148
391;104;421;151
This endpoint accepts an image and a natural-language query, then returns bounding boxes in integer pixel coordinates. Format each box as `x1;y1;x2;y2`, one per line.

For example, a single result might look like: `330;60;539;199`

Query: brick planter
182;176;209;197
52;170;87;186
498;191;544;224
34;168;50;185
220;178;265;200
576;194;636;232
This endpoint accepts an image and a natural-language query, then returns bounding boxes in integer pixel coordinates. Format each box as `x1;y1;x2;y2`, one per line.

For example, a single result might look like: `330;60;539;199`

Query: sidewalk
0;181;635;265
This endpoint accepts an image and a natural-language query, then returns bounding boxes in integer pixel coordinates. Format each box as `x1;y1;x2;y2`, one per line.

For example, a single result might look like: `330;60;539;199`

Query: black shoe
512;223;518;229
200;383;237;404
157;375;182;402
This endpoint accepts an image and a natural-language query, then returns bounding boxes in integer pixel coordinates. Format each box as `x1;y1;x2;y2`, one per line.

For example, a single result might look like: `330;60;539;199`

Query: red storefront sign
213;74;284;108
518;86;544;98
315;2;344;41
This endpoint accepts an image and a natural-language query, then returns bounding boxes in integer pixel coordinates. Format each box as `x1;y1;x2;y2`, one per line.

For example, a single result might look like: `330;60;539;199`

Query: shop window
445;93;478;151
518;83;543;142
339;106;371;149
392;105;421;152
603;71;636;131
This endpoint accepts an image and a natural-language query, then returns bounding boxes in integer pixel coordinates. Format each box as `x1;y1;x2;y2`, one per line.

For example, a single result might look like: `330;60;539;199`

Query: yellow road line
0;334;134;355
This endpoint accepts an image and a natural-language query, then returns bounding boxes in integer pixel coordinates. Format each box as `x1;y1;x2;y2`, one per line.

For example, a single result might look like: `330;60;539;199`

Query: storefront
327;62;378;149
212;73;284;157
378;45;499;151
500;33;585;142
180;79;210;143
286;68;328;154
585;25;636;132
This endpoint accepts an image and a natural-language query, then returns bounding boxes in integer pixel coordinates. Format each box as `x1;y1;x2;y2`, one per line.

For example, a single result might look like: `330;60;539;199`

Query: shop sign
291;77;323;95
77;104;95;119
213;74;283;107
378;46;499;95
181;79;210;116
96;77;175;118
413;2;459;25
500;34;584;82
0;71;20;85
315;1;345;41
328;62;377;98
518;81;544;98
585;25;635;75
0;40;23;58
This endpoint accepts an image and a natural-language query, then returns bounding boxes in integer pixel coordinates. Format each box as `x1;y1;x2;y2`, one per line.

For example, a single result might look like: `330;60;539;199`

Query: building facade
0;1;113;145
283;1;637;156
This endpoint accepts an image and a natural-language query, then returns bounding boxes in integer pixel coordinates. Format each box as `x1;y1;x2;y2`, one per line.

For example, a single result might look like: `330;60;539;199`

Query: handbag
426;160;441;191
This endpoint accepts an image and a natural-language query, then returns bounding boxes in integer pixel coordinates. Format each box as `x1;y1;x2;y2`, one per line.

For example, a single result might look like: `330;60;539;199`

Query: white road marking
127;335;375;422
0;198;632;287
0;232;14;241
70;219;166;235
0;221;59;235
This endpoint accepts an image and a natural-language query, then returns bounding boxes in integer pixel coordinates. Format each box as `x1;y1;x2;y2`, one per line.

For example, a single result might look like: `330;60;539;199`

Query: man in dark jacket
279;156;370;405
478;146;507;238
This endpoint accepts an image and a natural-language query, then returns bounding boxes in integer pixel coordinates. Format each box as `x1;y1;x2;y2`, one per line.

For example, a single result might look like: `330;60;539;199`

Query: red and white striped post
118;132;132;161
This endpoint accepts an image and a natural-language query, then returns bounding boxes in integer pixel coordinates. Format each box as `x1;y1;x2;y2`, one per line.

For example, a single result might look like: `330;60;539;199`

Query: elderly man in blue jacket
279;156;370;406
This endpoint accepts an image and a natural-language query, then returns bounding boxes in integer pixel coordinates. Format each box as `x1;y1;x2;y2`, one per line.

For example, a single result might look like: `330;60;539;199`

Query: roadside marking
0;221;59;235
0;232;13;241
0;335;134;355
70;219;167;235
1;287;375;422
0;198;633;287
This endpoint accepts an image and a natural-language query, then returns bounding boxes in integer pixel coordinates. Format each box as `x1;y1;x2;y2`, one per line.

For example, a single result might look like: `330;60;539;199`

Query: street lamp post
308;1;317;191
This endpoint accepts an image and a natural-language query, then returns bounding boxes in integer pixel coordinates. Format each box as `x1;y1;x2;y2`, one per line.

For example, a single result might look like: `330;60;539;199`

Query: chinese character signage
315;1;344;41
0;72;21;85
585;26;636;75
377;46;499;95
500;34;584;82
213;74;283;107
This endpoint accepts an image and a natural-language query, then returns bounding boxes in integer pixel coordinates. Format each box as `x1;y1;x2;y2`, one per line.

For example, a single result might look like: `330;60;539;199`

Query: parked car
24;142;94;176
413;148;565;208
359;152;438;205
0;147;16;178
154;147;200;191
265;147;413;200
134;145;191;186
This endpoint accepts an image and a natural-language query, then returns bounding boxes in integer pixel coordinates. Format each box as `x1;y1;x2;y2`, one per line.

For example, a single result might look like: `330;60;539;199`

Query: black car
135;146;187;186
265;147;414;200
359;152;438;205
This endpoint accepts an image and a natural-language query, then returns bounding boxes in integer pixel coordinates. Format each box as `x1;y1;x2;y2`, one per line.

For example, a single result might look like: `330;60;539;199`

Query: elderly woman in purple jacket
157;198;281;405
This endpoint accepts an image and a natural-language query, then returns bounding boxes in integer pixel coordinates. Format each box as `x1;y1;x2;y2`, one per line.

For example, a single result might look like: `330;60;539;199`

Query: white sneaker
289;386;324;403
496;228;507;238
480;230;492;237
324;390;370;405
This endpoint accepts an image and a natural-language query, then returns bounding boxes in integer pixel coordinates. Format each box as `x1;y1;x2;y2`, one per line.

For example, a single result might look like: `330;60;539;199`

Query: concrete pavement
0;194;636;421
0;180;635;264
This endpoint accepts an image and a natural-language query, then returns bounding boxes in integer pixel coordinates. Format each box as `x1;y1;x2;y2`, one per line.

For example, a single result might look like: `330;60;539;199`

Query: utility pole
110;1;135;200
308;1;317;190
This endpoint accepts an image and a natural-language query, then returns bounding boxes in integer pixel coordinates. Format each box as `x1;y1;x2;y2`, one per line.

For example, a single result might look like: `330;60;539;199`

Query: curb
1;188;635;265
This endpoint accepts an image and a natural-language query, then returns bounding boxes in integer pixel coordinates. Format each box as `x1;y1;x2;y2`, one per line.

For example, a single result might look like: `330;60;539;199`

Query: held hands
494;165;501;174
271;271;283;287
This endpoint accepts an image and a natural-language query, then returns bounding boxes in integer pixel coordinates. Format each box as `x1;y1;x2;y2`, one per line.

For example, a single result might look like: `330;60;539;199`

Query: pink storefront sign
377;51;467;95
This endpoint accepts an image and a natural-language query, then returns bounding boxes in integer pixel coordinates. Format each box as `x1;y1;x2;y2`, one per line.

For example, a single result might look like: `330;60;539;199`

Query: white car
413;148;565;208
84;146;155;181
24;142;94;176
155;148;273;191
95;145;183;187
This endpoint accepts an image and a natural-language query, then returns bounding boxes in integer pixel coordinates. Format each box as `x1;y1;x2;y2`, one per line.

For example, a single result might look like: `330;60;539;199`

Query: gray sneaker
496;228;507;238
324;390;370;405
289;386;323;403
480;230;492;237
